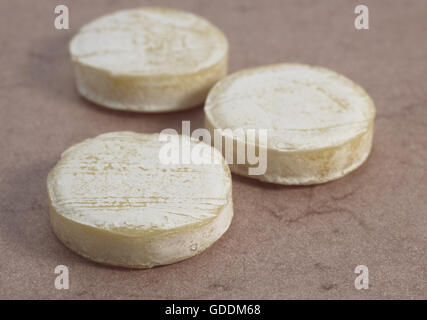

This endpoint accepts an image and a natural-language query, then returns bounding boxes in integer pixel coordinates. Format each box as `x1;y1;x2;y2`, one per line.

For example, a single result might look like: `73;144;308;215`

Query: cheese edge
73;54;228;112
49;196;233;268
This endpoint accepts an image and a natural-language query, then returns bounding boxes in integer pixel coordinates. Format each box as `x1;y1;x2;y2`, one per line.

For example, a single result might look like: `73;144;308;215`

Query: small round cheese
47;132;233;268
69;7;228;112
204;64;376;185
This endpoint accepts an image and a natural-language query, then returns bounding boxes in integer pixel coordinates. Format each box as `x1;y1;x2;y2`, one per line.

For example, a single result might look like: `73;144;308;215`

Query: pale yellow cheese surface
69;7;229;112
47;132;233;267
70;7;228;76
205;64;376;185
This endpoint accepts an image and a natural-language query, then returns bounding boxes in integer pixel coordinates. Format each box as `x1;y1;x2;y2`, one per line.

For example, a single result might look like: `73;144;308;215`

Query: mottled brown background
0;0;426;299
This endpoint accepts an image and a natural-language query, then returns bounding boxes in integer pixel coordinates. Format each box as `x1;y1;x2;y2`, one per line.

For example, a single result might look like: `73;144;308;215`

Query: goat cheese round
47;132;233;268
204;63;376;185
70;7;228;112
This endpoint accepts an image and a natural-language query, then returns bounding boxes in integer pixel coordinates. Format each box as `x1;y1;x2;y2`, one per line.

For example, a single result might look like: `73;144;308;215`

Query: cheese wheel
69;7;228;112
204;64;376;185
47;132;233;268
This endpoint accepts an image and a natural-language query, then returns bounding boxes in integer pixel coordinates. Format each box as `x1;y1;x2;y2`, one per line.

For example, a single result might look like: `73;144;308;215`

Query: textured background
0;0;426;299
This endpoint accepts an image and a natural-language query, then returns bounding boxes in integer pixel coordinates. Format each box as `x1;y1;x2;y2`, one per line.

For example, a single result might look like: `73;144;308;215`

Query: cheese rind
47;132;233;268
204;63;376;185
70;7;228;112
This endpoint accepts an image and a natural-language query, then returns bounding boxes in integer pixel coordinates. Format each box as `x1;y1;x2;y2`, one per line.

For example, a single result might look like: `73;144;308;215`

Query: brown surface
0;0;426;300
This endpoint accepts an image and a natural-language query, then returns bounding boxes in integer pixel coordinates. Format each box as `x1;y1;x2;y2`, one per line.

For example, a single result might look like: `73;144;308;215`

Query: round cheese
204;63;376;185
69;7;228;112
47;132;233;268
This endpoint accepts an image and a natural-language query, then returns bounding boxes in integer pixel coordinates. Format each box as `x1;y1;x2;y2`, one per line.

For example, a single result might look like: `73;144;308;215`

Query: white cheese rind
70;7;228;112
47;132;233;268
204;63;376;185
